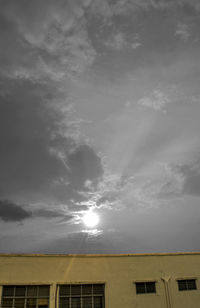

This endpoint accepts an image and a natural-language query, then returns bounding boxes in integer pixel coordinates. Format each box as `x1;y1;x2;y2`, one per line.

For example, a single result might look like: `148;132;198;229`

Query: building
0;252;200;308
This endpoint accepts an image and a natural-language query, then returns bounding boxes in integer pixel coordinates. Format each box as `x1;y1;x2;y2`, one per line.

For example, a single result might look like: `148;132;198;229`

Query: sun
82;210;99;228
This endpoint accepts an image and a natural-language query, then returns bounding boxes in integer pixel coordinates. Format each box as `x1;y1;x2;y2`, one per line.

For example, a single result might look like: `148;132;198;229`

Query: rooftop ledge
0;252;200;257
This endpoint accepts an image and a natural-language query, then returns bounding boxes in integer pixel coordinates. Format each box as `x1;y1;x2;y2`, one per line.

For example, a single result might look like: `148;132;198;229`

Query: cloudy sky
0;0;200;254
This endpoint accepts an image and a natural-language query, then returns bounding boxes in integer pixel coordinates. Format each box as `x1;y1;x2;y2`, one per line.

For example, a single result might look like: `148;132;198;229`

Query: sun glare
83;210;99;228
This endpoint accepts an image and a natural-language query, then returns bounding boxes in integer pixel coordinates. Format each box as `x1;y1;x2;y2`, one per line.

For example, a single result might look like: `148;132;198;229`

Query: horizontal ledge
0;252;200;258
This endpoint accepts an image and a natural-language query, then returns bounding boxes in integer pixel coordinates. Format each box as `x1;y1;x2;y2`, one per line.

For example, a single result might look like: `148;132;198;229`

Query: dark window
59;284;104;308
1;285;50;308
135;282;156;294
178;279;197;291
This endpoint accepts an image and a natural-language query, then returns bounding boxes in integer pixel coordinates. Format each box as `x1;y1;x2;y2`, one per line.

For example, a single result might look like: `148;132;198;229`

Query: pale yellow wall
0;253;200;308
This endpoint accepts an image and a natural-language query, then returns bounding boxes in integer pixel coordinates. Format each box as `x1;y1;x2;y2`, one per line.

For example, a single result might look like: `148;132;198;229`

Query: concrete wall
0;253;200;308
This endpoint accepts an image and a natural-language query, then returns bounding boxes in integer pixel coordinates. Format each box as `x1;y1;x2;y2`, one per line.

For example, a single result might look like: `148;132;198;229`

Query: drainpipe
161;277;172;308
0;286;2;308
55;284;58;308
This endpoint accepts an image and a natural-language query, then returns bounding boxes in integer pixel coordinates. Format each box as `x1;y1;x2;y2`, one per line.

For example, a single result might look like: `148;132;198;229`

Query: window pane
71;297;81;308
26;298;37;308
38;298;49;307
15;287;26;297
82;297;92;308
94;297;103;308
60;286;70;297
178;280;187;291
2;285;50;308
71;286;81;296
187;280;196;290
59;284;104;308
59;297;69;308
82;285;92;295
27;287;37;297
38;286;49;297
93;285;104;295
146;282;156;293
136;283;145;294
14;298;25;308
2;298;13;308
3;286;15;297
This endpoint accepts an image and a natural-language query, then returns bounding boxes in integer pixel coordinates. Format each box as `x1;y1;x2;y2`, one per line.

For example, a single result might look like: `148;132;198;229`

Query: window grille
177;279;197;291
59;284;104;308
135;282;156;294
1;285;50;308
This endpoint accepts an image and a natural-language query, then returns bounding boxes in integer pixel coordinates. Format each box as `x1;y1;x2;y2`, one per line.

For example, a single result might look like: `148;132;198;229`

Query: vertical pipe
161;277;172;308
0;285;3;308
49;283;57;308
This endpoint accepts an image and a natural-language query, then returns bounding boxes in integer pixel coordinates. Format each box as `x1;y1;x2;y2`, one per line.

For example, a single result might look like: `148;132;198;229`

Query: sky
0;0;200;254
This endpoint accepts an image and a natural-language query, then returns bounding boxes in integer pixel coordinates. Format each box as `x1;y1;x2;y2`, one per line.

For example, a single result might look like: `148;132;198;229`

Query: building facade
0;252;200;308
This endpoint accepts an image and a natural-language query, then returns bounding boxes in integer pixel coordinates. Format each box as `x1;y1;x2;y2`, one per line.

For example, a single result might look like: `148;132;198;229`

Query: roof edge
0;252;200;257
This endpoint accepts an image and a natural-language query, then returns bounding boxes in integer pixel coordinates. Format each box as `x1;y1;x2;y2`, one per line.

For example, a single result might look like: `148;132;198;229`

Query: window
1;285;50;308
135;282;156;294
177;279;197;291
59;284;104;308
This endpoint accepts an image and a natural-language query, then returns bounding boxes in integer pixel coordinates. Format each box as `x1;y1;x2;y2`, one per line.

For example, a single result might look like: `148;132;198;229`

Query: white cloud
131;42;142;49
88;0;113;18
83;164;184;211
175;22;190;42
138;89;170;112
0;0;97;81
119;163;185;209
88;0;200;20
105;31;142;51
74;164;184;213
105;32;127;50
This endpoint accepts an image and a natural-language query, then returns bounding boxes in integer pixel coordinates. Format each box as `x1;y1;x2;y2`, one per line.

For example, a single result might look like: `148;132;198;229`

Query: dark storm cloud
0;0;104;209
0;78;69;200
174;160;200;196
0;198;73;223
0;200;32;222
68;144;103;189
32;208;73;221
0;77;104;207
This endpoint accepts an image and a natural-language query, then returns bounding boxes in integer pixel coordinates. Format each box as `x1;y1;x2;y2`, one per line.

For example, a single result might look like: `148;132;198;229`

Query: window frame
135;281;157;295
1;284;50;308
177;279;197;291
58;283;105;308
